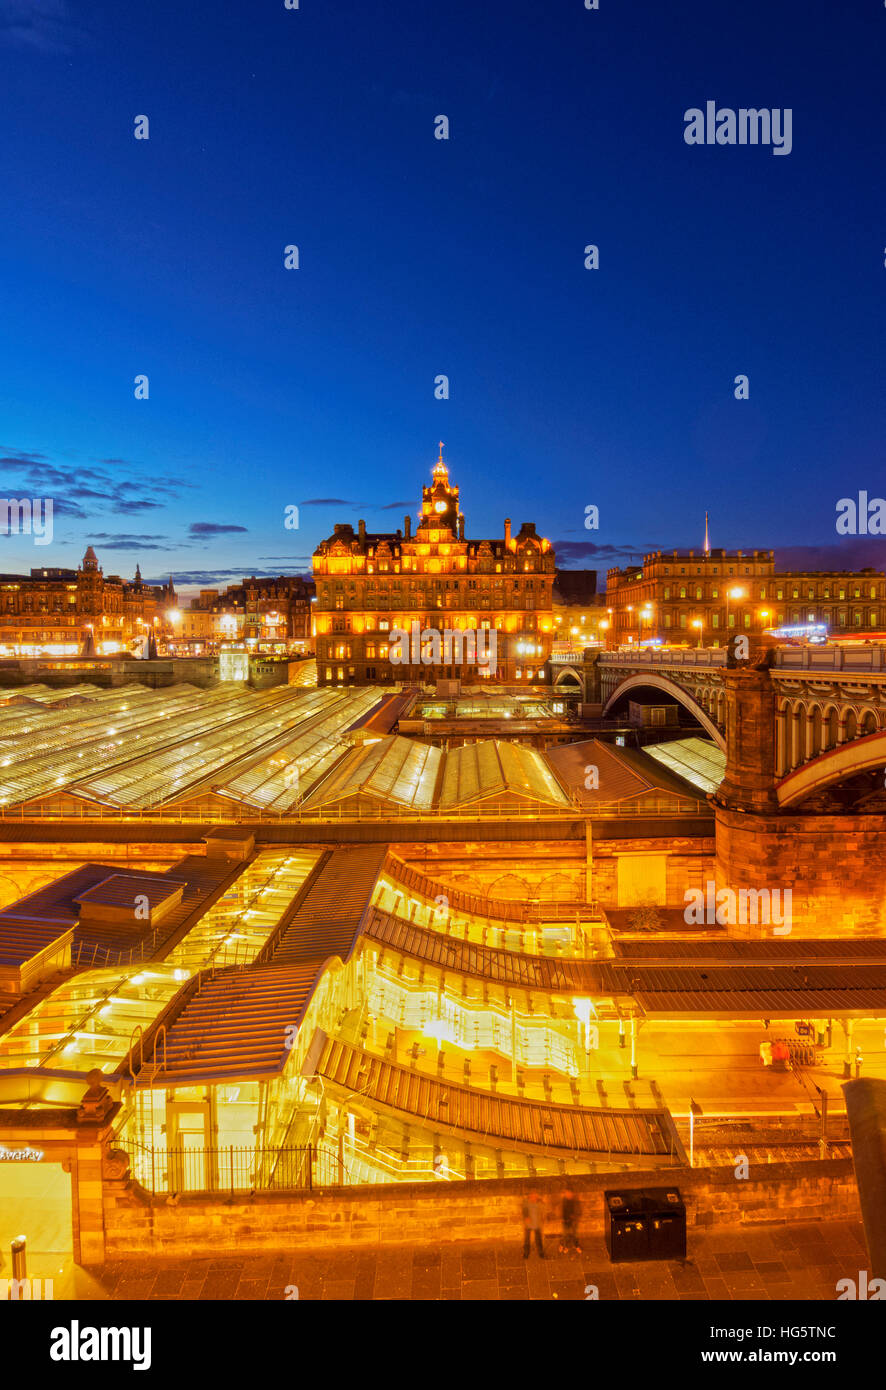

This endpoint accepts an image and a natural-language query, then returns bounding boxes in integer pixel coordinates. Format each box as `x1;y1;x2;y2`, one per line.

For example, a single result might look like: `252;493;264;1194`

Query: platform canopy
438;740;571;810
303;735;443;813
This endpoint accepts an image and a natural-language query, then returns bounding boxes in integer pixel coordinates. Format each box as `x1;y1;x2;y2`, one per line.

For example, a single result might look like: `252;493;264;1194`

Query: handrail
0;796;708;823
381;853;599;925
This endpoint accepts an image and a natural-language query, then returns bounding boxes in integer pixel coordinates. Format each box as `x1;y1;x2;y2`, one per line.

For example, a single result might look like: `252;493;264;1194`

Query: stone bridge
554;646;886;793
558;646;886;932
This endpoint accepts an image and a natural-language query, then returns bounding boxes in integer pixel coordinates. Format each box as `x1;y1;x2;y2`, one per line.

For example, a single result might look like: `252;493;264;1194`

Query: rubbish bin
604;1188;686;1263
647;1189;686;1259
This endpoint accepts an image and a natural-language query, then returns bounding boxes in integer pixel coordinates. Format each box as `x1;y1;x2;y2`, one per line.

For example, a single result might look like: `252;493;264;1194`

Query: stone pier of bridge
713;660;886;936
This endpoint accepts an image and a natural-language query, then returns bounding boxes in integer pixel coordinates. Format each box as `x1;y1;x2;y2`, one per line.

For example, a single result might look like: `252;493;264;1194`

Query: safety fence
117;1139;315;1196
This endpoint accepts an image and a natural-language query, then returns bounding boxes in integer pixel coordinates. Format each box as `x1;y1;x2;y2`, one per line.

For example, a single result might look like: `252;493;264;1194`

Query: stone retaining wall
102;1158;860;1259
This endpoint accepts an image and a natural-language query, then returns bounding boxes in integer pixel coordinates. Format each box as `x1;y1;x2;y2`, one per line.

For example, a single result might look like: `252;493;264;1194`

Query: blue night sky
1;0;884;594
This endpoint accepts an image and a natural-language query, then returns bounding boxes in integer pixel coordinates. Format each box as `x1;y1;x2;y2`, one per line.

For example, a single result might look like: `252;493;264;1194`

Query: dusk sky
1;0;885;593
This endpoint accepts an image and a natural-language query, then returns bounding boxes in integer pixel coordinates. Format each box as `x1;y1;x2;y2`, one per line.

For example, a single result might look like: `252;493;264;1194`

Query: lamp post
691;617;703;649
726;586;745;637
689;1099;703;1167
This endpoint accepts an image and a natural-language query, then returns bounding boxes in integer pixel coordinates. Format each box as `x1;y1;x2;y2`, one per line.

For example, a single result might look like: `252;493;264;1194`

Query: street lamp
640;605;653;644
726;586;745;634
691;617;704;648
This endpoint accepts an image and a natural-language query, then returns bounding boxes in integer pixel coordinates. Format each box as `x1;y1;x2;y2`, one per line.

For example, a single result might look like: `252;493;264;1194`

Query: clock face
434;501;447;514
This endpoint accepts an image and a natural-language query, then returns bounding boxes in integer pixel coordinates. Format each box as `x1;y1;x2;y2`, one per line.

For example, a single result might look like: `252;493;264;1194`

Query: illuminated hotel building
0;547;171;657
312;447;556;685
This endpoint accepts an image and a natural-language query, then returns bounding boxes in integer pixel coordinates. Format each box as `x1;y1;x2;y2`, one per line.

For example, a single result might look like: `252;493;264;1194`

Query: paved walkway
77;1218;868;1301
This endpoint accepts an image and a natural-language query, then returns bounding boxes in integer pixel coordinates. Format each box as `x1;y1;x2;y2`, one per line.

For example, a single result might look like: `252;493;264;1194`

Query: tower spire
703;511;710;555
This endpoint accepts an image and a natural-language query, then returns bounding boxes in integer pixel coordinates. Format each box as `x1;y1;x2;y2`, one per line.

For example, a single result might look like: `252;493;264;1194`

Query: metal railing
117;1138;314;1196
0;795;708;822
382;854;593;923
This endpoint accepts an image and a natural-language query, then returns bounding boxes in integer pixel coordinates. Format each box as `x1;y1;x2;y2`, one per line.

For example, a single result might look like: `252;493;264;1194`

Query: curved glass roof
642;736;726;794
438;740;570;808
304;735;442;811
0;686;383;812
0;963;187;1074
214;689;380;812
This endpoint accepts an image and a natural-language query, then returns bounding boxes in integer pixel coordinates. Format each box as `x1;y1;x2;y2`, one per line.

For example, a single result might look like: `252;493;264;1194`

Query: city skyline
2;1;885;589
2;0;886;1337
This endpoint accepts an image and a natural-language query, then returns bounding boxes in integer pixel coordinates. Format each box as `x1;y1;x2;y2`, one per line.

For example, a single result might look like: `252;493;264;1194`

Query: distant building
606;547;886;646
552;569;608;650
178;575;314;654
0;548;171;656
312;447;556;685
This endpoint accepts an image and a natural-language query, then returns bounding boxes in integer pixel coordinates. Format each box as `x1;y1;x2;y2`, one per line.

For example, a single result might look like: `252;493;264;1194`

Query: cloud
552;540;660;565
188;522;248;537
298;498;352;507
0;447;191;520
773;540;886;573
91;540;169;551
112;498;164;514
378;500;417;510
51;498;89;519
88;532;169;545
150;567;313;587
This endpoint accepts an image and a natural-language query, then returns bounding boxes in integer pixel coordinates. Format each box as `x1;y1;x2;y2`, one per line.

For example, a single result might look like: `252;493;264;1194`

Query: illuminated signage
771;623;828;643
0;1145;43;1161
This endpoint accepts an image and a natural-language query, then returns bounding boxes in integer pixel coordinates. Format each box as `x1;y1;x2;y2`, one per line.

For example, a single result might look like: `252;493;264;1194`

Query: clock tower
419;443;463;539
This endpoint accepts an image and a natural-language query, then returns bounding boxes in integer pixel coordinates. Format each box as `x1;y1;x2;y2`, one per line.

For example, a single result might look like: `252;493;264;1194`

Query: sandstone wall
102;1159;859;1259
716;807;886;936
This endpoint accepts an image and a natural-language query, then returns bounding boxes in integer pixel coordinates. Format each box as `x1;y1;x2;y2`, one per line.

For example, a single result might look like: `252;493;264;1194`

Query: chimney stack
504;518;511;548
358;519;366;544
404;515;411;540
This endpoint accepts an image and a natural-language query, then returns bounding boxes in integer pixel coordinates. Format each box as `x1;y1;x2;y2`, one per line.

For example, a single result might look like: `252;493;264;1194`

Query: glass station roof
418;695;560;721
0;685;390;812
214;689;381;812
303;735;443;812
438;740;571;808
0;963;187;1074
642;736;726;794
162;849;322;971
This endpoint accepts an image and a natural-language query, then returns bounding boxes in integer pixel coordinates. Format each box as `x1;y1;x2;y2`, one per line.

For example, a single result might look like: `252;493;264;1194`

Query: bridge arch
778;727;886;807
553;666;585;698
601;673;726;750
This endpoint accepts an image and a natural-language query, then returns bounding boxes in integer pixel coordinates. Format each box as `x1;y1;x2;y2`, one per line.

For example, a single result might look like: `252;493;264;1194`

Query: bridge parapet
598;648;727;670
773;645;886;673
599;643;886;674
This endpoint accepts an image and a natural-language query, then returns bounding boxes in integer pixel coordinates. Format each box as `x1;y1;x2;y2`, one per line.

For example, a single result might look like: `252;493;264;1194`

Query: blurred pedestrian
522;1192;544;1259
559;1189;582;1254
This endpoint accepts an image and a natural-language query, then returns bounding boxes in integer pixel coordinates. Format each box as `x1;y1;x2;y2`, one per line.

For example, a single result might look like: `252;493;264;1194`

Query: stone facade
0;548;170;655
606;547;886;647
312;449;556;686
716;805;886;936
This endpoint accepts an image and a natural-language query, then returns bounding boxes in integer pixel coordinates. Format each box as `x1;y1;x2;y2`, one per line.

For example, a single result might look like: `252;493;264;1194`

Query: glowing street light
726;586;745;633
572;997;598;1064
691;617;704;648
